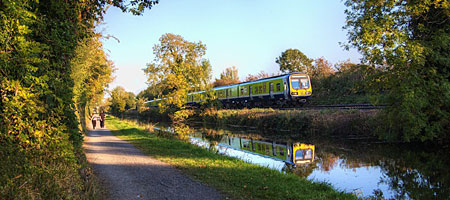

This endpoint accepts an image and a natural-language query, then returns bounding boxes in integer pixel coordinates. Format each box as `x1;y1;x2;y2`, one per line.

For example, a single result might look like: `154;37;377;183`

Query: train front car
288;73;312;105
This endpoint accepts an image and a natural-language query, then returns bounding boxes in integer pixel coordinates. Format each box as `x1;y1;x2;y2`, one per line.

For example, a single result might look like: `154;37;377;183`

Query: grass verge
107;116;358;200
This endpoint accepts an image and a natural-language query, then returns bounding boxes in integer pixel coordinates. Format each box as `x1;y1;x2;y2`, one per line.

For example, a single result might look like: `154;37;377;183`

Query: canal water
151;122;449;200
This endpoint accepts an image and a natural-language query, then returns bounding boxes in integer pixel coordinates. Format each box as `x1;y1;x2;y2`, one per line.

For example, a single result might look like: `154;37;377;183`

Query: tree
335;60;356;73
136;97;147;113
213;66;241;87
276;49;313;74
244;71;274;82
71;35;114;130
220;66;239;81
144;33;212;112
109;86;127;115
311;57;335;78
125;92;136;110
344;0;450;141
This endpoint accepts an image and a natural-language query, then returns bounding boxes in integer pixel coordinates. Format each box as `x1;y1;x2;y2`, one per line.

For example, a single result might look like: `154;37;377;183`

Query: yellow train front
287;73;312;105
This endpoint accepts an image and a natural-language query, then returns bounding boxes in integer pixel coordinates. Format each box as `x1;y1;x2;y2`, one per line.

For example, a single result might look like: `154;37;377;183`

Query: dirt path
83;127;223;200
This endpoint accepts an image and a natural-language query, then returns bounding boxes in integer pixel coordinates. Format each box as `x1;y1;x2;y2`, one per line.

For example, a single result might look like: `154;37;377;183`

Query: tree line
0;0;158;198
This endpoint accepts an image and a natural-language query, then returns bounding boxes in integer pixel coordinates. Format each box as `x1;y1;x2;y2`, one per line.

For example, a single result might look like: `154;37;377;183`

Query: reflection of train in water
292;143;315;165
203;133;315;166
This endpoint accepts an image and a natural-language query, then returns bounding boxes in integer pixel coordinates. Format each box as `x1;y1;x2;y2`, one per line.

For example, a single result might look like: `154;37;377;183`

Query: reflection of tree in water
172;123;194;141
314;140;450;199
317;152;340;172
376;148;450;200
200;128;226;153
287;162;319;178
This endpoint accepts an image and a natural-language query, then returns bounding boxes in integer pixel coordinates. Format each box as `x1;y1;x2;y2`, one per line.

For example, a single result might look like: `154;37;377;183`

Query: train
147;72;312;108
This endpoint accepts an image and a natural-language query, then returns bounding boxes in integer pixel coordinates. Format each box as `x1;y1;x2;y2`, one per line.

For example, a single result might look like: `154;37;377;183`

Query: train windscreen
291;77;309;89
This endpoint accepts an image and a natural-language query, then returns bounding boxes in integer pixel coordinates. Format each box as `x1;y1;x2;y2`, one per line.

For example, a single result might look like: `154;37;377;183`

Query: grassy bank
107;116;358;200
198;108;379;138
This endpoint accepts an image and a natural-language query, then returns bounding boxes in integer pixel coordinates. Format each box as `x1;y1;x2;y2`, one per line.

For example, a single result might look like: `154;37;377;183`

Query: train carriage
146;72;312;108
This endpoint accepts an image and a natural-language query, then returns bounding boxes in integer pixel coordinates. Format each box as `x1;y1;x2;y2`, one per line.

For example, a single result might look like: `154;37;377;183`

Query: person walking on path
100;111;106;128
83;128;222;200
91;113;100;129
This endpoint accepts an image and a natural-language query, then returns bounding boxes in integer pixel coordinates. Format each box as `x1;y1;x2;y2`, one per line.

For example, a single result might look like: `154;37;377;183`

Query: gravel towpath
83;127;223;200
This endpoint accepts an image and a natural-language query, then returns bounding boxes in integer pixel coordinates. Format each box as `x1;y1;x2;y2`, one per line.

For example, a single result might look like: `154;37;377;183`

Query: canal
150;122;449;199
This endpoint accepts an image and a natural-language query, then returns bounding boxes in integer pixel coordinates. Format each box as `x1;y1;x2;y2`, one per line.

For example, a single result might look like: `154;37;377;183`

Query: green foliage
125;91;136;110
276;49;313;74
310;63;377;105
344;0;450;142
170;109;195;123
144;33;212;113
109;86;128;115
0;0;156;198
71;35;114;133
136;97;147;113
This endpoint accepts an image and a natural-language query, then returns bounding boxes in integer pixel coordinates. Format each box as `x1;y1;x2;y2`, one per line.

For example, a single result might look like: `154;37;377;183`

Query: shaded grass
107;116;358;200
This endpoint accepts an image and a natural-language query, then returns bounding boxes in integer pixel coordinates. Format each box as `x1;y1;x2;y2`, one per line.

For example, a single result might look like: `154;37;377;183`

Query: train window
291;79;300;89
305;149;313;159
259;86;262;93
263;84;266;93
300;78;309;89
276;83;281;91
295;150;305;160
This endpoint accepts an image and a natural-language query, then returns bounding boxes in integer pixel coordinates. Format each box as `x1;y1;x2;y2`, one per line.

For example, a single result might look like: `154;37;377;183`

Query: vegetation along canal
150;122;450;199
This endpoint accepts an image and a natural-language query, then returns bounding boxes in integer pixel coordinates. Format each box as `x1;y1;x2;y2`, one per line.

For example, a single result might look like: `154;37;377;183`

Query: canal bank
114;114;450;199
106;116;358;200
133;107;380;140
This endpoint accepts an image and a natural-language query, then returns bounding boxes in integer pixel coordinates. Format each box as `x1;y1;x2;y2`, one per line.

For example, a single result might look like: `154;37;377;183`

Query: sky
99;0;361;95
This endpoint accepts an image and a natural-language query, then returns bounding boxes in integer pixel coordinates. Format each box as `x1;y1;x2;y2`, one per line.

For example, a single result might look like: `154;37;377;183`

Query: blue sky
99;0;361;94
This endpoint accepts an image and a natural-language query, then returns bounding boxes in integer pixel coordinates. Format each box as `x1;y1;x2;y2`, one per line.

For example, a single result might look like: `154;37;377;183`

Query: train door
226;89;229;100
269;82;274;99
249;86;253;100
283;79;288;99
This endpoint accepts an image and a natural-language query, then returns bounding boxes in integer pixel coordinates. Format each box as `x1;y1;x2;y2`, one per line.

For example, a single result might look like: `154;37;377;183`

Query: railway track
281;103;387;110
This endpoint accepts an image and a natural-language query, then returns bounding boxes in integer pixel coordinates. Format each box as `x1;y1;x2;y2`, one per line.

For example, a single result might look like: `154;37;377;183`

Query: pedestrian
100;111;106;128
91;113;99;129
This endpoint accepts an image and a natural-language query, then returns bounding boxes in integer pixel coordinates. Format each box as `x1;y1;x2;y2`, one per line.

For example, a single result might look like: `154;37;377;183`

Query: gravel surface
84;127;223;200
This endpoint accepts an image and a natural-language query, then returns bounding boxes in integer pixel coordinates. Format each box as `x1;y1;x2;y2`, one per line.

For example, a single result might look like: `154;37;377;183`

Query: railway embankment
196;108;380;138
131;107;380;139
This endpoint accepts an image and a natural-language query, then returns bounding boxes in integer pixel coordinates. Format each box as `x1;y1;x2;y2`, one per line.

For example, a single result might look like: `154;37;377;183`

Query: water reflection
153;122;450;200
